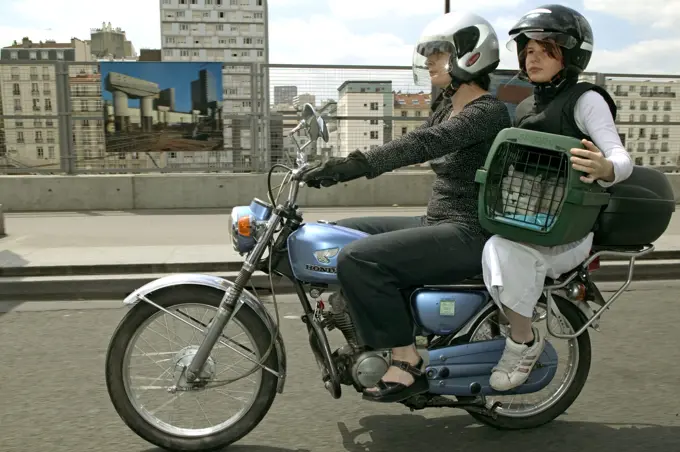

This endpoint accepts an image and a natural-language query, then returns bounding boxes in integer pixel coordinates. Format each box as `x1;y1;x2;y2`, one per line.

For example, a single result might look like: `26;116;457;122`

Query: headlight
229;198;273;255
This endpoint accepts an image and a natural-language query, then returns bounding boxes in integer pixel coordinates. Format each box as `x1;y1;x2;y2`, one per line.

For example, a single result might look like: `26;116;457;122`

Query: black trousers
335;215;486;350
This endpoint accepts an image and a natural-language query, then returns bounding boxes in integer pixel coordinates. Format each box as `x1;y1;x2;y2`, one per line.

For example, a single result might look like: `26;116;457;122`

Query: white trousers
481;232;594;318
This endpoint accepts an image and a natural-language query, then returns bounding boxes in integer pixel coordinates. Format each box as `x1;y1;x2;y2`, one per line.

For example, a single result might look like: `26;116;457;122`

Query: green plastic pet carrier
475;128;612;247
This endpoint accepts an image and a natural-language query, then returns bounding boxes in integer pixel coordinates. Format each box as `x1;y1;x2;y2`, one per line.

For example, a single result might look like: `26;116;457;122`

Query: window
370;131;379;139
37;147;44;158
369;102;378;110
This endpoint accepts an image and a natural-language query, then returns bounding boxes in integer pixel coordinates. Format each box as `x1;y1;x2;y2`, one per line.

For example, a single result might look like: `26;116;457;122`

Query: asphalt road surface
2;286;680;452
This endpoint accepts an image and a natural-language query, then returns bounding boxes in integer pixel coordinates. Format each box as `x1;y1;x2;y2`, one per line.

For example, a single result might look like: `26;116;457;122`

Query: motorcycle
105;103;654;451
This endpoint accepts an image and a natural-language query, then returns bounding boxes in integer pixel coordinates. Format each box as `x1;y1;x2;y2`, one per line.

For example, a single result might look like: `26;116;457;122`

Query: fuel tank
287;222;368;285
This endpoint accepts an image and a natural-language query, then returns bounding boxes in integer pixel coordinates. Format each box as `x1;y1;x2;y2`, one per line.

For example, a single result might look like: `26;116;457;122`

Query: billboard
100;62;224;155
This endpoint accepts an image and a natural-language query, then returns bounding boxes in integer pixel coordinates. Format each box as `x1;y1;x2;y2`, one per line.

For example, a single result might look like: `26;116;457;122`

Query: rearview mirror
302;103;322;142
317;116;329;142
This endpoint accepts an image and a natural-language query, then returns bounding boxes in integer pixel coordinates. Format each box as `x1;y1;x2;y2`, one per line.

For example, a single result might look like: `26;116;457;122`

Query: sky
1;0;680;74
99;62;223;112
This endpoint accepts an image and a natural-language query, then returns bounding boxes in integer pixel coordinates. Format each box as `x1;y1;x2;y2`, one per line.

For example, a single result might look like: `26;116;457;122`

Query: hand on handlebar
300;151;373;189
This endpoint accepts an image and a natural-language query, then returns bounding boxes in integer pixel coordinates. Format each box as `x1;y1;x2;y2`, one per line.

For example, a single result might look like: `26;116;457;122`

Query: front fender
123;273;288;393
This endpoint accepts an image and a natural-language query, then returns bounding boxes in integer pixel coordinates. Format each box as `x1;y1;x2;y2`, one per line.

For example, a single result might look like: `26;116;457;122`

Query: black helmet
507;4;593;75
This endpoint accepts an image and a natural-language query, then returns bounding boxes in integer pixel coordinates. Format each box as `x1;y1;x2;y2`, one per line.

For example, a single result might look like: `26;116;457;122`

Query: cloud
589;38;680;74
269;15;413;65
266;13;527;104
2;0;160;49
583;0;680;28
327;0;526;20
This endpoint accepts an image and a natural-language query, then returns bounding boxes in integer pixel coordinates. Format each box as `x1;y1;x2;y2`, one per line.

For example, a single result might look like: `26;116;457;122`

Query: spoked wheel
105;285;281;451
465;295;592;430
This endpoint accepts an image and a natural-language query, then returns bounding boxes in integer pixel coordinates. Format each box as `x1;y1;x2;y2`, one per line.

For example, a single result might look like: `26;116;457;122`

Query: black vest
514;82;618;141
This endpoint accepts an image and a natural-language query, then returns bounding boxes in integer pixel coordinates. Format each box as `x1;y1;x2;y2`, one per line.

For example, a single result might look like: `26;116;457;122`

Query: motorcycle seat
455;274;560;286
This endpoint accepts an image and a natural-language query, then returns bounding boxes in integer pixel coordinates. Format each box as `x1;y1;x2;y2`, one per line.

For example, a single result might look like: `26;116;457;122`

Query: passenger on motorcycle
302;12;511;403
480;4;634;392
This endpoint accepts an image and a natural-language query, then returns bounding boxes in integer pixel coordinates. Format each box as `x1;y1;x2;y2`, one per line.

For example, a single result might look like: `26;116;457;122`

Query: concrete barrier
1;171;679;212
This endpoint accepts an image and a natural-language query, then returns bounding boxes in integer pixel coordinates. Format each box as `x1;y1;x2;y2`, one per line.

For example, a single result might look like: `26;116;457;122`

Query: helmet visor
506;30;580;52
412;40;455;87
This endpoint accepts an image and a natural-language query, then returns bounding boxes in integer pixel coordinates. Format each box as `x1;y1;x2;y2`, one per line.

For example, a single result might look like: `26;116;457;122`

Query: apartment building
0;64;61;169
0;38;94;170
336;81;393;158
607;78;680;171
89;23;136;59
393;92;430;139
274;85;297;105
159;0;268;170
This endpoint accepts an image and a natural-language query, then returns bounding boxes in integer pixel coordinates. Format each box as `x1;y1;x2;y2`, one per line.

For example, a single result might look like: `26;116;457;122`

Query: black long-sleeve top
363;94;512;238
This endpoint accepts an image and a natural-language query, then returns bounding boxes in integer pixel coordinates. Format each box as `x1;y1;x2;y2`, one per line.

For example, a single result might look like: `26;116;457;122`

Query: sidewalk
2;207;680;275
2;207;680;300
0;207;426;276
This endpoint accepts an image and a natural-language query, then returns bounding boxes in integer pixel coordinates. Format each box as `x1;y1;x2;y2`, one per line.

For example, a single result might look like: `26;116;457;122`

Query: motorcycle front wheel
105;285;281;451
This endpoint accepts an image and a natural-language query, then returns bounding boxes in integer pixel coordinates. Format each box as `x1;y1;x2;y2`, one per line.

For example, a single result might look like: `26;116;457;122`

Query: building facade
159;0;269;170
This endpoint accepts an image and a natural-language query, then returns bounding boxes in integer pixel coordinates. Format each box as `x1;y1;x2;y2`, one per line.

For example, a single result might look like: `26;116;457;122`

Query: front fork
184;212;282;383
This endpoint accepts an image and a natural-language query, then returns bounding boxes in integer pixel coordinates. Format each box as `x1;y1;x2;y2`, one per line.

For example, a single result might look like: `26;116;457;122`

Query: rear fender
123;273;288;393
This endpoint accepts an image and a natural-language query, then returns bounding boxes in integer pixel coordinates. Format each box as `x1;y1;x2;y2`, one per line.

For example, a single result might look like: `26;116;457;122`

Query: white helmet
413;12;501;87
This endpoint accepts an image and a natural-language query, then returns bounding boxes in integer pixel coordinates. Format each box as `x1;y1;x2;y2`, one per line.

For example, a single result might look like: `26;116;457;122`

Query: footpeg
401;393;502;419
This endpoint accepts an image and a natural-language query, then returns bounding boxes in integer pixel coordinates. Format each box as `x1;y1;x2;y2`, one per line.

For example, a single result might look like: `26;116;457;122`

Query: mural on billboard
100;62;223;154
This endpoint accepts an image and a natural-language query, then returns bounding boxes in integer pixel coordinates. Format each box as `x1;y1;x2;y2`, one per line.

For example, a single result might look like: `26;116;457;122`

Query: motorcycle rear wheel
105;285;280;451
465;295;592;430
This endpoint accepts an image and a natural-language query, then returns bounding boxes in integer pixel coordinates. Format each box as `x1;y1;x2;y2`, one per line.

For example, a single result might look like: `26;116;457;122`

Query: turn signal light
237;216;252;237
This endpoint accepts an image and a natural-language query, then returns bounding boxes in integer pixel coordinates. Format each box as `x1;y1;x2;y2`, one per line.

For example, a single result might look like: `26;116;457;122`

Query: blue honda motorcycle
105;103;653;451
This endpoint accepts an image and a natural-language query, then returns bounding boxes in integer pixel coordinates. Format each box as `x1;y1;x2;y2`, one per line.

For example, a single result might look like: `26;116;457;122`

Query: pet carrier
475;128;611;247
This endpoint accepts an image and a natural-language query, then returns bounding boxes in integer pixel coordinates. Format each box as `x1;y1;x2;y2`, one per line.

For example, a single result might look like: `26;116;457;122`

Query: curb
2;249;680;278
0;272;295;302
0;204;5;237
1;260;678;301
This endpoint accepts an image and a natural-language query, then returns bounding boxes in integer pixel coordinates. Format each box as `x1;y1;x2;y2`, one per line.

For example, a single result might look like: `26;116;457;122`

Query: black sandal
362;358;429;403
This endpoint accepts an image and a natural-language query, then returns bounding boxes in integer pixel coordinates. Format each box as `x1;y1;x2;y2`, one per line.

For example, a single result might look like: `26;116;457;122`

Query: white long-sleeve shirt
573;90;634;187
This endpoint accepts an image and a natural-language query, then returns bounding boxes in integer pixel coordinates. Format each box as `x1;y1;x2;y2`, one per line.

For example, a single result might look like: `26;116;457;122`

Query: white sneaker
489;326;545;392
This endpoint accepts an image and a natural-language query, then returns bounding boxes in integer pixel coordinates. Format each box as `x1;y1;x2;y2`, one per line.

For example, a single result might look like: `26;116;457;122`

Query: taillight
588;256;601;271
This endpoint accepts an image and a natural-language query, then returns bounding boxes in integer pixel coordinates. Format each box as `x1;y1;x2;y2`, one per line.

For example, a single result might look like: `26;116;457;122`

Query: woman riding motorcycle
480;4;634;392
302;12;511;403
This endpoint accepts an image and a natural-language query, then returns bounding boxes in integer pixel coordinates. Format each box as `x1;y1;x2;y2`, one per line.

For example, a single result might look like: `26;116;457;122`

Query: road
1;286;680;452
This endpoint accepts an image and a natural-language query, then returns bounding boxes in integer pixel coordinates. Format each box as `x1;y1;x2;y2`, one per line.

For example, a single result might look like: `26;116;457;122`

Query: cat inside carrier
475;128;611;247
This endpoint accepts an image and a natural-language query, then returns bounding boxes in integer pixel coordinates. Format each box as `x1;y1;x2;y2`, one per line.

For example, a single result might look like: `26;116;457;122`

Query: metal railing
0;60;679;174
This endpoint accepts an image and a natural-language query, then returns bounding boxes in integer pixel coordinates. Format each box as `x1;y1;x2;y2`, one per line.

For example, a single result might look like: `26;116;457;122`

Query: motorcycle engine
351;350;391;389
